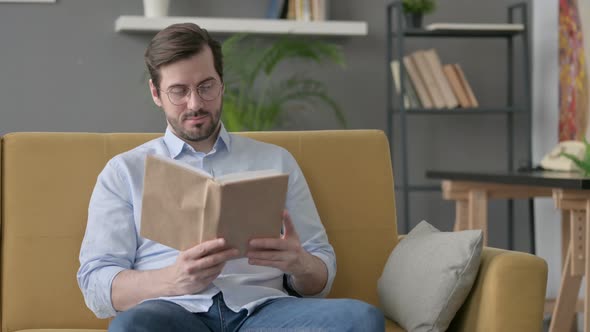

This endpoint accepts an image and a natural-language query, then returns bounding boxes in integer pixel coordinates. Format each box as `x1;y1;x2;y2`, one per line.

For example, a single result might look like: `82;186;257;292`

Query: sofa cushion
377;220;483;332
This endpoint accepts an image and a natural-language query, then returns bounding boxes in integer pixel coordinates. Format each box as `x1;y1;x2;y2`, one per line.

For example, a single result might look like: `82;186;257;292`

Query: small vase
143;0;170;18
404;13;423;29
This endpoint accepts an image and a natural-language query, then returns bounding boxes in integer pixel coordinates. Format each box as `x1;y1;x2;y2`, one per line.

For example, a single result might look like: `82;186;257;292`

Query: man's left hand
246;210;327;295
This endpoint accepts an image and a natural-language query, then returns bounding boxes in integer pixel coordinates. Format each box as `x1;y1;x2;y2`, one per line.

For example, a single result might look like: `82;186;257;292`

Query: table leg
571;210;586;276
563;210;571;270
454;200;468;231
562;210;579;332
585;201;590;332
468;190;488;246
549;244;583;332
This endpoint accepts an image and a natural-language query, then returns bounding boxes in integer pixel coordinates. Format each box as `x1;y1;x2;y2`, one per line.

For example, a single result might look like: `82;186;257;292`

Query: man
77;23;384;331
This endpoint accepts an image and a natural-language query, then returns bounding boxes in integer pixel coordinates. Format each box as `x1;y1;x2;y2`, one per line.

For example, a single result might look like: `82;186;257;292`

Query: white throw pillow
377;220;483;332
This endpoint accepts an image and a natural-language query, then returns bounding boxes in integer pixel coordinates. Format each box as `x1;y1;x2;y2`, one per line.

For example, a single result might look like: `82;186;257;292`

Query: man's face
149;46;223;144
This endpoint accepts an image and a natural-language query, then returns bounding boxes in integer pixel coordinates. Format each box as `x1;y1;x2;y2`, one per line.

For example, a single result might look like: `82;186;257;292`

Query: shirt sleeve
282;150;336;298
77;158;137;318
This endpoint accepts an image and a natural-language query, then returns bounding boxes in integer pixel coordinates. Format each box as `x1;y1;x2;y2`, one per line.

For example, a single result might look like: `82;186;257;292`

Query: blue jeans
109;293;385;332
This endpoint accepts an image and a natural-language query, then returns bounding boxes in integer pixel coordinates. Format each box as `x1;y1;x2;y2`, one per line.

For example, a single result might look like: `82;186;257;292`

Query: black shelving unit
386;2;533;250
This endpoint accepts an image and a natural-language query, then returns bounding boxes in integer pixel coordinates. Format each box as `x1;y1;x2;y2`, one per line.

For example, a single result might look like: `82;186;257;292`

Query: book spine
203;180;222;244
311;0;319;21
443;64;471;108
404;72;422;108
390;60;410;108
453;64;479;107
412;50;446;109
403;55;433;108
266;0;285;19
319;0;328;21
301;0;311;21
287;0;296;20
424;49;459;108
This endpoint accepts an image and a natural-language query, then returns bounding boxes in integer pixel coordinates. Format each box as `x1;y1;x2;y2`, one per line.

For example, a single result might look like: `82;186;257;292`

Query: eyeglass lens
166;81;222;105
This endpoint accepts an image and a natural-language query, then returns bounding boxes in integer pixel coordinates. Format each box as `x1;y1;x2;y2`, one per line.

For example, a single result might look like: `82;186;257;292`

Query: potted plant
402;0;436;28
221;34;347;132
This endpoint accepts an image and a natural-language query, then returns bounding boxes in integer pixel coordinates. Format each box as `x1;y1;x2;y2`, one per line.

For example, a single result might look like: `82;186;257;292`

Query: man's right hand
111;238;239;312
164;238;240;295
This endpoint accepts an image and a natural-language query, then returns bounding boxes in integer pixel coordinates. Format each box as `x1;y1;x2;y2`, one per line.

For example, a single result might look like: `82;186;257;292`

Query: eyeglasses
160;80;224;106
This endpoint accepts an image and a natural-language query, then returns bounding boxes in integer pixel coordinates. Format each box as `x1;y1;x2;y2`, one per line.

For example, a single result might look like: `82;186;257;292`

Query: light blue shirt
77;124;336;318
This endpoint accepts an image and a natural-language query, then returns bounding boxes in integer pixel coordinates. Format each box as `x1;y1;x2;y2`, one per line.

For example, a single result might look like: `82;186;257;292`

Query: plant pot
143;0;170;17
404;13;423;29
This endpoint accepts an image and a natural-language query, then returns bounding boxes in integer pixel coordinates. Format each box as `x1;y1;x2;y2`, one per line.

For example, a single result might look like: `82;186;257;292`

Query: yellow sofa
0;130;547;332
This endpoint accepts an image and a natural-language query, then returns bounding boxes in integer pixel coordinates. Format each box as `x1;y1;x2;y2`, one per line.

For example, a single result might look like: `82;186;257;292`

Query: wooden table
427;170;590;332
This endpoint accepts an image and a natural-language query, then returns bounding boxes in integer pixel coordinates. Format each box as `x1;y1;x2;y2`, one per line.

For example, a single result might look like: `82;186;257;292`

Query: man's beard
169;108;221;142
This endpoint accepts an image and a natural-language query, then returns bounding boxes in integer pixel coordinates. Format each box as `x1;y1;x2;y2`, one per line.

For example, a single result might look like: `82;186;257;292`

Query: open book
140;155;289;255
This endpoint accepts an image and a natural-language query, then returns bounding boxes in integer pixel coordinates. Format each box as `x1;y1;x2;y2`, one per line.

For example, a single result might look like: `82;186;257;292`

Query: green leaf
221;34;347;131
583;137;590;163
272;77;346;127
402;0;436;14
561;152;590;175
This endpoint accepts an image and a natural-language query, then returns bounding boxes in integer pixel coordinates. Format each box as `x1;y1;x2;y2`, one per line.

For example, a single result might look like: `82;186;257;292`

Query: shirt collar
217;122;231;152
163;122;232;159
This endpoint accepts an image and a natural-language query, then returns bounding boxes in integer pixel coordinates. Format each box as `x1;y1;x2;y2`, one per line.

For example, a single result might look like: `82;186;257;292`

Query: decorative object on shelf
282;0;329;21
143;0;170;18
560;139;590;175
221;34;347;131
401;0;435;28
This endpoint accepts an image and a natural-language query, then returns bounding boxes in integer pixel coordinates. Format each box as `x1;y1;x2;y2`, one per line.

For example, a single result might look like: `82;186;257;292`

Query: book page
216;169;285;184
141;154;214;251
217;172;289;255
148;154;213;178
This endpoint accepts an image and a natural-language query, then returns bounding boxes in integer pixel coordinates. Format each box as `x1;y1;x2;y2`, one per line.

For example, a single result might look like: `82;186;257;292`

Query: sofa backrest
0;130;398;331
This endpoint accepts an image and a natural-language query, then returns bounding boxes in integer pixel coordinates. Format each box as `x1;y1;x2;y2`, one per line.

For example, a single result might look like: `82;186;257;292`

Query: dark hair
144;23;223;92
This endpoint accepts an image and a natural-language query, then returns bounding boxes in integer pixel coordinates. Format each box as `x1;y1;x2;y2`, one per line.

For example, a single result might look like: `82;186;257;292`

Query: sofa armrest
449;247;548;332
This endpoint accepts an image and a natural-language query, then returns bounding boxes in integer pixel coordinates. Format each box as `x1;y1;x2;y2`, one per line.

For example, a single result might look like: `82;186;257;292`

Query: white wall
532;0;560;300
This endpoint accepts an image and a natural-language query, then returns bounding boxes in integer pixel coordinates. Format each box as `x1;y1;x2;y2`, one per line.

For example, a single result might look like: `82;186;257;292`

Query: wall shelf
115;16;368;36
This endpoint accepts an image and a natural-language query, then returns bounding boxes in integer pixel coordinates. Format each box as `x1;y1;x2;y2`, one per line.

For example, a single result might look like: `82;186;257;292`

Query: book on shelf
288;0;328;21
411;50;446;109
390;60;410;108
404;69;422;108
425;23;525;32
452;64;479;107
266;0;288;19
311;0;328;21
403;55;433;108
296;0;312;21
287;0;296;19
140;155;289;256
423;49;459;109
391;60;421;108
443;64;471;108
